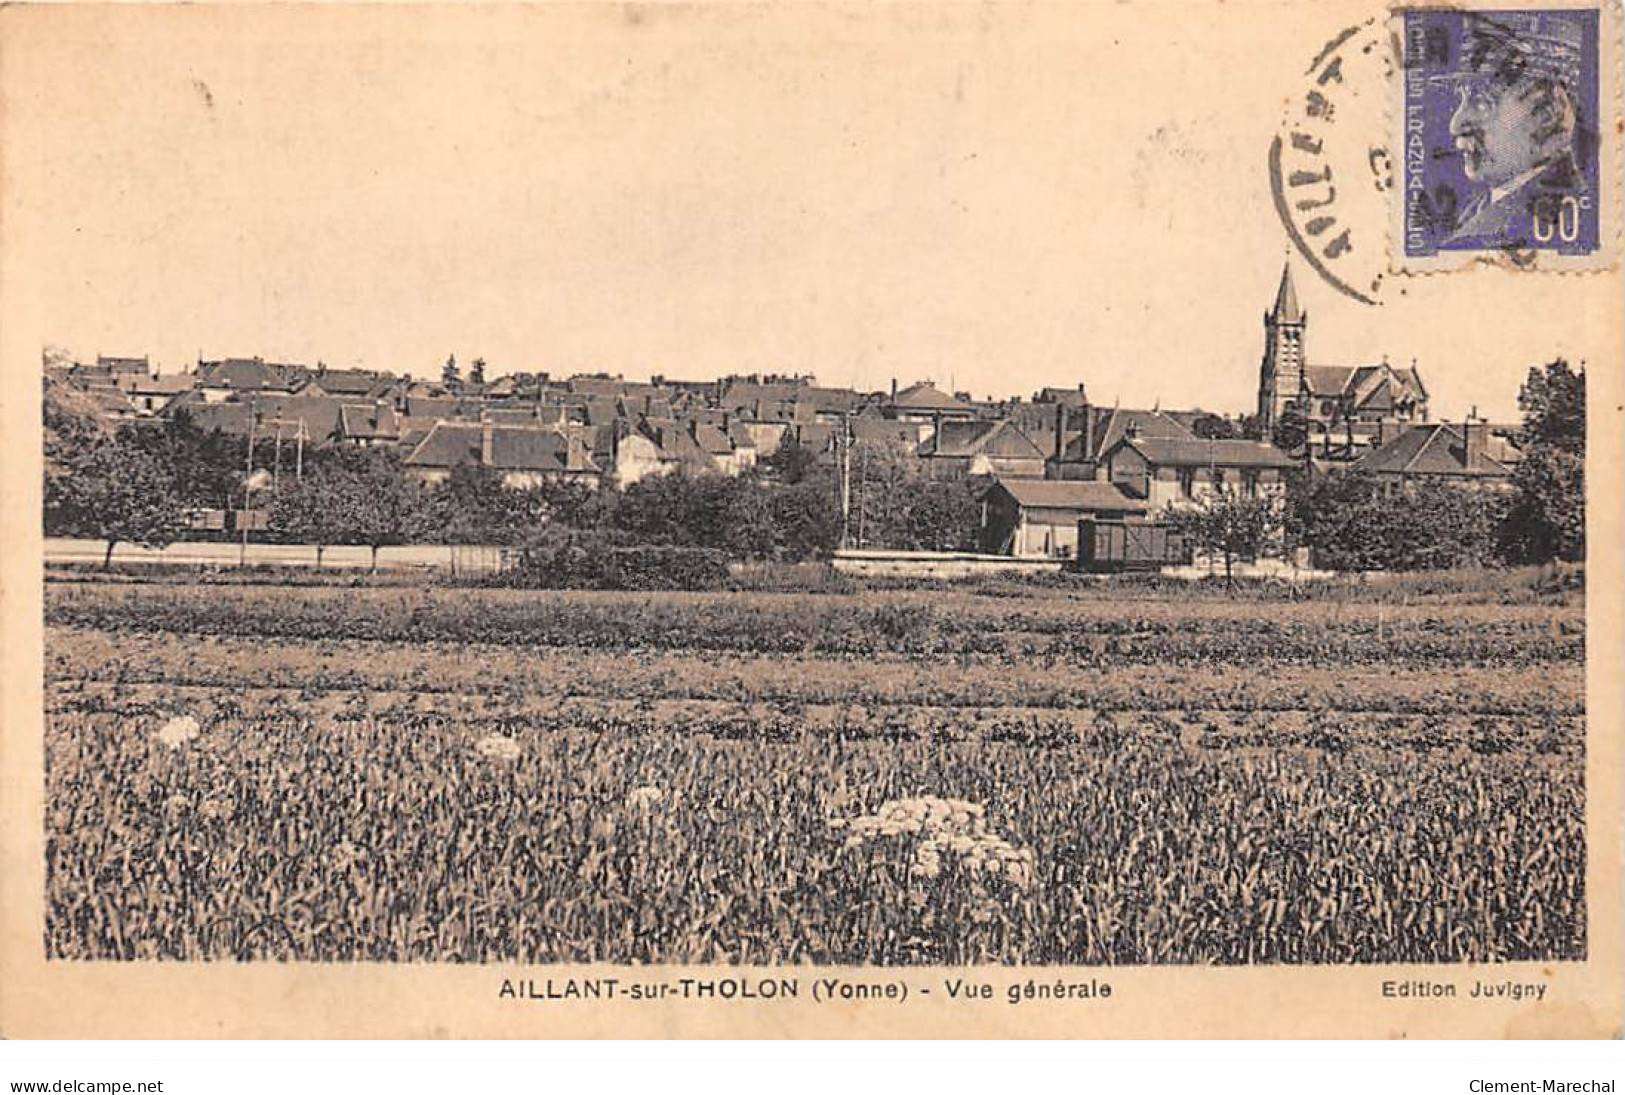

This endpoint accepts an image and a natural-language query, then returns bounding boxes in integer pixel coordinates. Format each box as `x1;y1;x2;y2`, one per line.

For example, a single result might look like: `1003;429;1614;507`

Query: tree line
43;360;1584;574
42;403;983;568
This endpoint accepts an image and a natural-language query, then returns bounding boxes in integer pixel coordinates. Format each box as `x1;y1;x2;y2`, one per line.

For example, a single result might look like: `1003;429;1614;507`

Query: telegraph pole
838;411;852;550
241;403;256;567
856;438;867;549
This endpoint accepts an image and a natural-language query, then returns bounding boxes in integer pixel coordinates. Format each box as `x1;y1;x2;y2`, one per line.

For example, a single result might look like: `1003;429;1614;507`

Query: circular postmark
1269;18;1396;306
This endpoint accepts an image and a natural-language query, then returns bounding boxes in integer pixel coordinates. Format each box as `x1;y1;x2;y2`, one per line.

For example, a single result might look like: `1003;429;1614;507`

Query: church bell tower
1258;262;1306;433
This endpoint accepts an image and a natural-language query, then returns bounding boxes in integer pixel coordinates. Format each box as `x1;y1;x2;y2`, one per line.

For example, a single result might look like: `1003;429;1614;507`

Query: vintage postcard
0;0;1620;1039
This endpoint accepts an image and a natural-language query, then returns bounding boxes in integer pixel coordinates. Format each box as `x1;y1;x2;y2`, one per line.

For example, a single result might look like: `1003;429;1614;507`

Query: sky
3;3;1617;422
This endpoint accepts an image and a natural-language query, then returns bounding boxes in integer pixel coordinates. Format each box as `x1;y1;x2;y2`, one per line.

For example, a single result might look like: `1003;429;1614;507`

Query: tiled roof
890;381;974;412
404;422;600;474
924;419;1047;460
691;422;733;455
1083;408;1195;461
338;403;399;439
1300;362;1428;406
309;368;386;396
1350;424;1512;478
924;420;1002;457
995;479;1148;511
567;376;627;397
1119;437;1300;469
120;373;195;394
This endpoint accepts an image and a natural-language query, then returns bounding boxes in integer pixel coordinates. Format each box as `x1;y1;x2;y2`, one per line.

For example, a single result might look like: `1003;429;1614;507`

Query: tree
1289;469;1508;571
1500;359;1585;564
411;463;550;546
761;433;819;485
903;479;982;551
269;463;347;567
469;357;487;386
331;448;419;570
1164;487;1284;585
1190;413;1239;440
769;480;842;561
42;377;112;477
441;354;461;387
45;436;188;568
1271;406;1309;454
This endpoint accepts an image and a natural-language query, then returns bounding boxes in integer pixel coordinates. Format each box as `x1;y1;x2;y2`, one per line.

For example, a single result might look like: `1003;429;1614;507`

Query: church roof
1301;361;1428;406
1272;263;1303;323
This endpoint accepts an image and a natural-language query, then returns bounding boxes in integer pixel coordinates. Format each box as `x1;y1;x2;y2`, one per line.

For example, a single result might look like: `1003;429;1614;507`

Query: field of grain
43;577;1586;965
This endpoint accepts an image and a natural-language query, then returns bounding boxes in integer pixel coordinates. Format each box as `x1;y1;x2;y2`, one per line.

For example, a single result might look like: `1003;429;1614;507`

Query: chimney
480;410;494;466
1053;403;1066;461
891;377;898;400
1464;417;1488;471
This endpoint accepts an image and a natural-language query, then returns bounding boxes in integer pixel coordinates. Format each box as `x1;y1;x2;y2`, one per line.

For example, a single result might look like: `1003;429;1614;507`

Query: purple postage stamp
1395;4;1619;271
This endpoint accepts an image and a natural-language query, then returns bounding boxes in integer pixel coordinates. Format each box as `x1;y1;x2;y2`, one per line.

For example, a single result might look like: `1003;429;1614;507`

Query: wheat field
43;576;1585;964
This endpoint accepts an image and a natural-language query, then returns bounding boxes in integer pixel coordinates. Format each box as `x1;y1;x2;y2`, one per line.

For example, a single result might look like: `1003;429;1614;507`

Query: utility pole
857;438;867;549
241;404;256;567
838;411;852;550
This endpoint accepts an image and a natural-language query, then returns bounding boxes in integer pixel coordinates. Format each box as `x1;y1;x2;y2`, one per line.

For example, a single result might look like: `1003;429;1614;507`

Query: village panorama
41;260;1586;966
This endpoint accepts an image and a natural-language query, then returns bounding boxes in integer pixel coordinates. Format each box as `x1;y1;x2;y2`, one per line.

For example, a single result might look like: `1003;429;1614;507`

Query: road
43;538;508;572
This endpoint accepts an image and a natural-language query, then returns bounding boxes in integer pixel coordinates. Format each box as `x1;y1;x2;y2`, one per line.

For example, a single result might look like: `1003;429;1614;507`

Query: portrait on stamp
1402;8;1601;257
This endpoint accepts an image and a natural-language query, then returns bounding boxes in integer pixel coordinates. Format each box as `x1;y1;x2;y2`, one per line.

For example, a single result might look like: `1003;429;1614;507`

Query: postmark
1391;1;1621;272
1270;19;1395;305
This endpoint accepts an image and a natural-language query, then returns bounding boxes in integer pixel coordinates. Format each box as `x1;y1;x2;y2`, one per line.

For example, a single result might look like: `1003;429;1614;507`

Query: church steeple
1271;262;1303;324
1258;261;1307;434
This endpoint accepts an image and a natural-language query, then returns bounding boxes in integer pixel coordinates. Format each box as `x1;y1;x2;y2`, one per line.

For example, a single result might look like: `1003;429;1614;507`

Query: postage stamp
1393;2;1621;272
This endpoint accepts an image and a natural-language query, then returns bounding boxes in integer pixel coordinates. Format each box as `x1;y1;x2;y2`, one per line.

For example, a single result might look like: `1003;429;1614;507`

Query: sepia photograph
1;0;1620;1042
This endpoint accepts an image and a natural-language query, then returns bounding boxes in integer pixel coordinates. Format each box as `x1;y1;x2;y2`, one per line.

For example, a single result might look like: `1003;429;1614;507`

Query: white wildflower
832;794;1035;889
154;715;200;748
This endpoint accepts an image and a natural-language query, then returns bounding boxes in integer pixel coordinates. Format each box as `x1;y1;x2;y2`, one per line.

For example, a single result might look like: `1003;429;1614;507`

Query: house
1102;435;1299;511
1256;263;1428;455
918;418;1048;480
195;357;306;402
567;374;629;398
115;372;195;415
334;401;401;447
300;366;395;401
979;478;1149;558
169;394;347;447
1033;383;1091;407
1347;420;1518;489
403;421;602;488
882;380;978;425
1047;405;1198;480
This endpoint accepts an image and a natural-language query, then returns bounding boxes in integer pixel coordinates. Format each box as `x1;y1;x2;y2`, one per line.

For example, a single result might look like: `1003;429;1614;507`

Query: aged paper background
0;1;1620;1038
